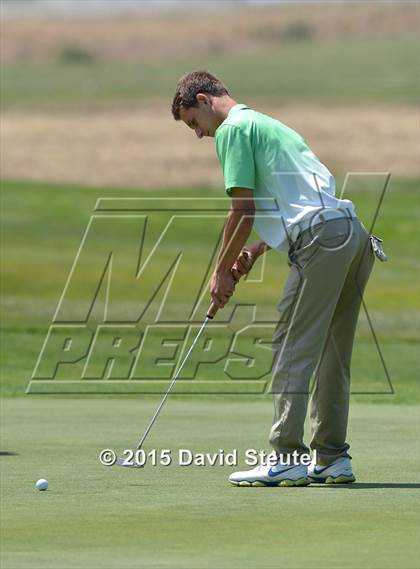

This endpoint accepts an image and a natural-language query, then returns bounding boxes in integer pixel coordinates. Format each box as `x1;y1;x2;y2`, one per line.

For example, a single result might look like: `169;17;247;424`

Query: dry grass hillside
1;4;418;188
1;4;418;65
2;103;418;189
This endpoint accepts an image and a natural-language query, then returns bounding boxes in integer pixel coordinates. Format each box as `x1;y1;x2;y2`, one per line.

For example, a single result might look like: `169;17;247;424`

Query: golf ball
35;478;48;491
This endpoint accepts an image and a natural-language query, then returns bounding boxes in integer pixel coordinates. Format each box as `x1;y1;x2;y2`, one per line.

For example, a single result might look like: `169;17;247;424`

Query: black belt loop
344;207;353;220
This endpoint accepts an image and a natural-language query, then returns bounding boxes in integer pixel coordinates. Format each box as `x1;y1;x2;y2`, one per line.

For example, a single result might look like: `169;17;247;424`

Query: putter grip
206;251;253;320
206;302;218;319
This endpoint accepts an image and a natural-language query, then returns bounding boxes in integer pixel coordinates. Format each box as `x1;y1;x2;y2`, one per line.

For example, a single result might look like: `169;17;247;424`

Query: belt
291;208;357;245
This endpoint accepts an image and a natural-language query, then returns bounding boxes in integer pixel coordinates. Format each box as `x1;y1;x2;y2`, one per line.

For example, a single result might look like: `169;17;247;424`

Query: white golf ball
35;478;48;491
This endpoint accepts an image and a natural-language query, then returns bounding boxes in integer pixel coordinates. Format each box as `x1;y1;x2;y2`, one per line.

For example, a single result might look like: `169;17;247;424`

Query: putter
115;251;252;468
115;302;218;467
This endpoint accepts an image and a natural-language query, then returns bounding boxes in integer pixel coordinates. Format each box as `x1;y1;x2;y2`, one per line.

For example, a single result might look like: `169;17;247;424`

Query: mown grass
1;178;418;402
1;35;417;109
1;398;419;569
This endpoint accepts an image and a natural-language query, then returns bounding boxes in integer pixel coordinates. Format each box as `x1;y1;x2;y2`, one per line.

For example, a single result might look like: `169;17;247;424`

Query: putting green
1;398;419;569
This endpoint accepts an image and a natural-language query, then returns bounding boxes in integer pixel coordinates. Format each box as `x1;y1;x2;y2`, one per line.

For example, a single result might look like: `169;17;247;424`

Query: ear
196;93;210;106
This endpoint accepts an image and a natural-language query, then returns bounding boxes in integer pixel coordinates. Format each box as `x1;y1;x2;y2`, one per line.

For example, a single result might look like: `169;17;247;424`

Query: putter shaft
134;302;218;451
118;252;252;464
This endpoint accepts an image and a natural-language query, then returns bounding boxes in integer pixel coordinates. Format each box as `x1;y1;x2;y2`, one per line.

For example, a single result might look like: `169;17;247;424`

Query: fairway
2;36;418;109
1;398;419;569
1;179;419;403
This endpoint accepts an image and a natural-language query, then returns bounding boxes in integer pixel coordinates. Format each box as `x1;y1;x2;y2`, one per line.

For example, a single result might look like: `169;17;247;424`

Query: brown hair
171;70;229;120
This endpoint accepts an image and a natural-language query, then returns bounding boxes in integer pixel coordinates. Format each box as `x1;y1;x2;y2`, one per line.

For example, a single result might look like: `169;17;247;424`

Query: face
179;94;219;139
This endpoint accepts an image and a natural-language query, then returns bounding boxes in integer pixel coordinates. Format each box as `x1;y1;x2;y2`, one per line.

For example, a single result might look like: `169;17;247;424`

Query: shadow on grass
314;483;420;489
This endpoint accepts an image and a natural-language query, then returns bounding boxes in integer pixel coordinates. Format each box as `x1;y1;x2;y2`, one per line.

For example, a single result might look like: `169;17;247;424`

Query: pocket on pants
288;236;320;270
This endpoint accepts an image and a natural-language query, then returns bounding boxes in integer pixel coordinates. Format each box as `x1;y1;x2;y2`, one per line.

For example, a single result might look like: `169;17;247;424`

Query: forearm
216;210;254;273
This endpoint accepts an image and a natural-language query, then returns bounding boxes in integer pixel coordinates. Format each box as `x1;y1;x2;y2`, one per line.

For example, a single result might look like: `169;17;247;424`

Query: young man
171;70;375;487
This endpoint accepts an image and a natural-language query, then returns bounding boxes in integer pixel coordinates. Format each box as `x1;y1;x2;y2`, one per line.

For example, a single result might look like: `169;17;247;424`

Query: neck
213;96;238;128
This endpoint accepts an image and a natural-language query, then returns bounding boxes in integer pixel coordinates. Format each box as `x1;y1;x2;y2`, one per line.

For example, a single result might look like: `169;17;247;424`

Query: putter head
115;456;144;468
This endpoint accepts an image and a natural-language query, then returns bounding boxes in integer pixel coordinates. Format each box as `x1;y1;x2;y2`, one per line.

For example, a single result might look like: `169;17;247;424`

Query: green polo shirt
214;103;356;251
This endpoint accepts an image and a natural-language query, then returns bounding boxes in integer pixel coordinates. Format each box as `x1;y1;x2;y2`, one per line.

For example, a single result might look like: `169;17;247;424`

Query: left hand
210;269;236;309
231;248;255;282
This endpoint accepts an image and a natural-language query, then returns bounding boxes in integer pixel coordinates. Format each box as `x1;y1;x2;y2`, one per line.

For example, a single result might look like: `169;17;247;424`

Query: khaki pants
269;216;375;465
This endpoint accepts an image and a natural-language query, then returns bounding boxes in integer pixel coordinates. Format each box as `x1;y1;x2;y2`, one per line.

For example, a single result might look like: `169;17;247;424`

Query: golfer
172;70;375;486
